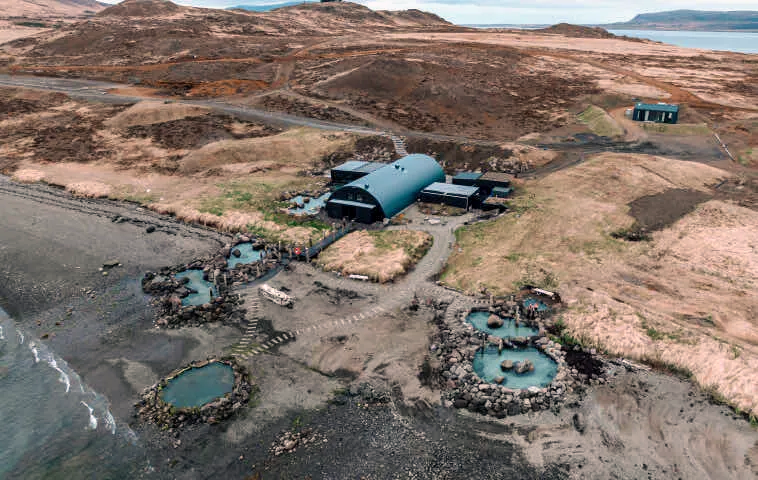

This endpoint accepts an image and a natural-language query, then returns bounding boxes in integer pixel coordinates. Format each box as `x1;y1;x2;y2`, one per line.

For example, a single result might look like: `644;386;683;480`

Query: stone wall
429;301;605;419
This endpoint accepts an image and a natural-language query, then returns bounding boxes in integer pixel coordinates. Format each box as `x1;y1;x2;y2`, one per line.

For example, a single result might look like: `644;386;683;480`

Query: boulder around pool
160;362;235;409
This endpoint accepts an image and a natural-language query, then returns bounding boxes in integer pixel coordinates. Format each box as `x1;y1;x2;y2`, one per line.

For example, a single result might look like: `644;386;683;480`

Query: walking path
231;207;493;358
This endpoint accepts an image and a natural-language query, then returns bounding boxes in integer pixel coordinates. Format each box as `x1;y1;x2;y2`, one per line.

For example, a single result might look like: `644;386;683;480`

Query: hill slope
0;0;105;18
606;10;758;31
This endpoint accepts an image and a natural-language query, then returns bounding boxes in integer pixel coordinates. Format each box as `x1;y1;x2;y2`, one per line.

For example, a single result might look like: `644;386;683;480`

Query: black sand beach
1;177;756;479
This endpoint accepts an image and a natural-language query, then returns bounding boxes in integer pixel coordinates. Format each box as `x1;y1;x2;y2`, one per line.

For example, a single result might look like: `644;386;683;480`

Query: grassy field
442;152;758;414
317;230;433;282
577;105;624;137
641;122;712;136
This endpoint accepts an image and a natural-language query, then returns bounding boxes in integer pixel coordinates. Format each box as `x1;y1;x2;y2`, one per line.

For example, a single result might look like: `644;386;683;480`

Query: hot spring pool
466;311;538;338
227;243;263;269
288;193;330;216
175;270;216;306
473;346;557;389
160;362;235;409
523;297;550;313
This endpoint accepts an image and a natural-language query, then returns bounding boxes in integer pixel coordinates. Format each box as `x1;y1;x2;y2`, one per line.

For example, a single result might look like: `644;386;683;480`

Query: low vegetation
443;153;758;414
317;230;433;282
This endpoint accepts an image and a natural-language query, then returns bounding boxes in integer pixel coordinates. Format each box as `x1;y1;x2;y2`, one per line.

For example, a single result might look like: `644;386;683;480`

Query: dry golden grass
104;101;210;129
179;128;354;174
577;105;624;138
317;230;432;282
444;153;758;413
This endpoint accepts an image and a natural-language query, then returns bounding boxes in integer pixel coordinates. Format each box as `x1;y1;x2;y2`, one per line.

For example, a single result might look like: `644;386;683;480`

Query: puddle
288;192;330;216
473;346;557;388
175;270;216;306
160;362;234;408
466;311;538;338
227;243;263;269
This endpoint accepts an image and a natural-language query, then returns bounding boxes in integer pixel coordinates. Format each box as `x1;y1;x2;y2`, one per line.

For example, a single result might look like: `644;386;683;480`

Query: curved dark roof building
326;154;445;223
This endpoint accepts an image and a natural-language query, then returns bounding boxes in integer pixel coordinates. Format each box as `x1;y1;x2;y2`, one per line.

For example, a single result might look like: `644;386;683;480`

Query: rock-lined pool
473;346;557;389
175;270;216;306
288;192;330;216
160;362;235;408
466;311;538;338
227;243;263;269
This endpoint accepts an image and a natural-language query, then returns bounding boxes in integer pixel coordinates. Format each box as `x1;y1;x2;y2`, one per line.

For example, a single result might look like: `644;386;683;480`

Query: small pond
227;243;263;269
473;346;557;389
523;297;550;313
288;192;330;216
160;362;235;409
175;270;216;306
466;311;538;338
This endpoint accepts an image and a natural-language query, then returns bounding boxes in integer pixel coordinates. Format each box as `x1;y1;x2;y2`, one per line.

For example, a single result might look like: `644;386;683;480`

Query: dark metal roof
480;171;513;183
339;154;445;218
634;102;679;113
422;182;479;197
332;160;386;173
453;172;483;181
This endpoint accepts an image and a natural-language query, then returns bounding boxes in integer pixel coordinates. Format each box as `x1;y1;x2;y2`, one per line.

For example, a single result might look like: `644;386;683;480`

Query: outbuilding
475;171;512;195
326;154;445;223
452;172;483;187
632;103;679;124
330;160;387;185
419;182;480;210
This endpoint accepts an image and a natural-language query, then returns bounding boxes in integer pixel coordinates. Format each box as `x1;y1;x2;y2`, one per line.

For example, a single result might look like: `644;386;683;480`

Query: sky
143;0;758;25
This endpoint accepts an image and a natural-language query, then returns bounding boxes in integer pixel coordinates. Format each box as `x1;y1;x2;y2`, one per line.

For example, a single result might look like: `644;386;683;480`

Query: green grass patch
368;230;432;263
14;21;48;28
641;122;711;136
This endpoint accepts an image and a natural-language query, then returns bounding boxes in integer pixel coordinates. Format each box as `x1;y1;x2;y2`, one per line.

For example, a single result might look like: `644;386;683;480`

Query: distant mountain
605;10;758;31
229;2;314;12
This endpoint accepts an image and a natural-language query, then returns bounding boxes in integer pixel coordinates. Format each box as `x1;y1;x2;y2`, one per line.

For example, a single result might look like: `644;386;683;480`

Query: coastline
1;177;756;479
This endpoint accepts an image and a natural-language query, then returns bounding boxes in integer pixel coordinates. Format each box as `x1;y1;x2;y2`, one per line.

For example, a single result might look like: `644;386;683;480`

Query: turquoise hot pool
466;311;538;338
175;270;217;306
160;362;235;408
473;346;557;389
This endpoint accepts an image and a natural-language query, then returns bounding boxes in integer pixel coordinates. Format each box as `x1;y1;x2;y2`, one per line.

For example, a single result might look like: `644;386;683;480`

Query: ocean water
0;307;147;478
466;25;758;54
607;30;758;54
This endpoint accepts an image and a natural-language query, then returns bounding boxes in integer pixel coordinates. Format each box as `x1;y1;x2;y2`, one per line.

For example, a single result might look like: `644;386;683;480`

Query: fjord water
608;30;758;54
0;307;146;478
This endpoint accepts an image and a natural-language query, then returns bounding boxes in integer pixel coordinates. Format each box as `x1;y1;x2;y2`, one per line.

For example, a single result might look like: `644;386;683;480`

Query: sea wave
81;401;98;430
28;341;40;363
0;325;4;340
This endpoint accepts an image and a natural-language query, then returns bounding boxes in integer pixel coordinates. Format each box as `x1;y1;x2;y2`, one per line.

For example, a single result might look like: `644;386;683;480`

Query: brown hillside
535;23;618;39
0;0;105;18
98;0;183;17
